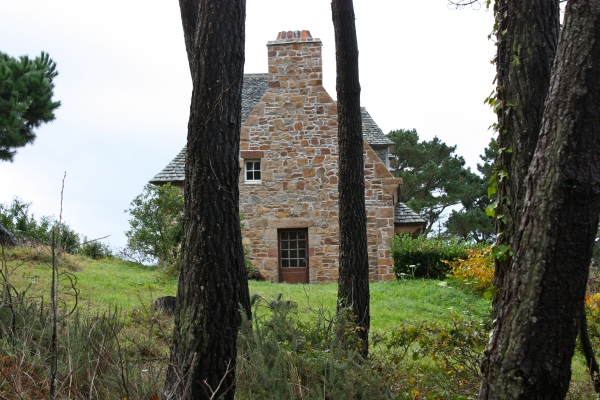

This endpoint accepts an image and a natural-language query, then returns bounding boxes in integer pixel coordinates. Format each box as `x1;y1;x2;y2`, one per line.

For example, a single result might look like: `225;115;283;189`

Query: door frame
277;228;309;283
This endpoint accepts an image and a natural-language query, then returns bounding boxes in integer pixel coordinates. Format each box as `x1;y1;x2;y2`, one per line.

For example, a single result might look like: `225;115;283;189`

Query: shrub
445;246;495;297
390;234;470;279
376;310;490;399
80;237;113;260
236;294;392;399
124;184;184;275
0;197;80;253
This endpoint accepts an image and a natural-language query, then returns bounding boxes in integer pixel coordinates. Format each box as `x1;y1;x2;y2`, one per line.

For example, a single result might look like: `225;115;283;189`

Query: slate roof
241;74;269;121
150;147;186;185
394;202;426;225
150;76;394;185
150;75;269;185
361;108;394;147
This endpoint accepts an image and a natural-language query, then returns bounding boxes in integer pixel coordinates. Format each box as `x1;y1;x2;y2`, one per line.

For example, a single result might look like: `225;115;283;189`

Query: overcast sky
0;0;495;248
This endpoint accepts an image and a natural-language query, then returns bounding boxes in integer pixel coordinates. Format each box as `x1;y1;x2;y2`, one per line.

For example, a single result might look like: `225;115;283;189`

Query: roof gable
150;76;392;185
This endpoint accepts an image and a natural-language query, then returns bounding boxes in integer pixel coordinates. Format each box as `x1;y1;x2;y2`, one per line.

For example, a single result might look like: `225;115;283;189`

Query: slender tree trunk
492;0;560;316
479;1;600;397
331;0;370;358
164;1;250;399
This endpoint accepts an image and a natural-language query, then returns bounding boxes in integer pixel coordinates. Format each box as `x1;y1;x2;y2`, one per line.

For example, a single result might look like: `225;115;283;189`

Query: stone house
151;30;407;283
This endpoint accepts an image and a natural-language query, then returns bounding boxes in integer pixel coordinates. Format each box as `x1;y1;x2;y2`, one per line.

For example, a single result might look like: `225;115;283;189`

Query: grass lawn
249;280;490;332
2;246;489;332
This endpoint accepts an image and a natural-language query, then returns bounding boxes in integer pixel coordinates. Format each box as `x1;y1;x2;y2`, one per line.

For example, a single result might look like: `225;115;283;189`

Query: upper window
245;160;261;183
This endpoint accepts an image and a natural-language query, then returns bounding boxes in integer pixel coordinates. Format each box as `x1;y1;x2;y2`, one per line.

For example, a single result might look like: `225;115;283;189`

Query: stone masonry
239;30;401;282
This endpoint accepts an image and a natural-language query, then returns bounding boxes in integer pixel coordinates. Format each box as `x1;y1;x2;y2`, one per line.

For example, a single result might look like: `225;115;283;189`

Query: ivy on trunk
480;1;600;397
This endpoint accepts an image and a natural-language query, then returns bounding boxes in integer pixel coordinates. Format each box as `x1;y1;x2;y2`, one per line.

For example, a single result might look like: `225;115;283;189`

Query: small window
245;160;261;183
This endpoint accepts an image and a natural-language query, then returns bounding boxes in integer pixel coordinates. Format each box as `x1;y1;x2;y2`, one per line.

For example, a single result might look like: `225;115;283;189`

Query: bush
80;237;113;260
445;246;495;297
375;310;490;399
390;234;470;279
124;184;184;275
236;294;392;399
0;197;80;253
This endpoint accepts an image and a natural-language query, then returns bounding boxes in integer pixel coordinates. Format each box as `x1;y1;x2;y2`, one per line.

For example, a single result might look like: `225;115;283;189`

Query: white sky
0;0;495;248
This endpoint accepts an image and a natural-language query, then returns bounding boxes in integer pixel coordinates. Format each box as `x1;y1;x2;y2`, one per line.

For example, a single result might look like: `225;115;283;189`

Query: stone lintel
267;217;315;229
241;150;264;159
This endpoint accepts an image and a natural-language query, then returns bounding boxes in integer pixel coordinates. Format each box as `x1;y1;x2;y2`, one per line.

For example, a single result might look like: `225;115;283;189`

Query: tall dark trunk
492;0;560;315
479;1;600;397
164;1;250;399
331;0;370;358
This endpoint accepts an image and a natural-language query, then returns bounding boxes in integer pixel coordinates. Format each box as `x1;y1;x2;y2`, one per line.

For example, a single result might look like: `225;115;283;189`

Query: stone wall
240;31;400;282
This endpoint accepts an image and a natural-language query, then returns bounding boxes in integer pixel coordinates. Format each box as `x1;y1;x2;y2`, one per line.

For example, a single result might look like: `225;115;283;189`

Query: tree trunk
492;0;560;315
164;1;250;399
479;1;600;397
331;0;370;358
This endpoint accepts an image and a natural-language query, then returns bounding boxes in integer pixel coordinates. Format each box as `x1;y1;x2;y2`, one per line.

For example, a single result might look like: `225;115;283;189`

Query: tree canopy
387;128;480;234
444;139;496;243
0;51;60;162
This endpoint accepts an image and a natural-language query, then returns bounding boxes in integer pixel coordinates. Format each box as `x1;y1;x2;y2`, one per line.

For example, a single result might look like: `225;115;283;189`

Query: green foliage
80;237;113;260
124;183;184;275
377;310;491;398
390;234;470;279
0;52;61;161
0;197;80;253
387;128;480;235
445;139;498;243
236;294;391;399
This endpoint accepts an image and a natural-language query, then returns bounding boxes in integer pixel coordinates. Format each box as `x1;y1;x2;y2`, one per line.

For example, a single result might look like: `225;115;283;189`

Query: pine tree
0;52;60;161
388;128;480;234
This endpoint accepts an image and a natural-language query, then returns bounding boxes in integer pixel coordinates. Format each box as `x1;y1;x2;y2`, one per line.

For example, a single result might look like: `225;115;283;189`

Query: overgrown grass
1;246;597;399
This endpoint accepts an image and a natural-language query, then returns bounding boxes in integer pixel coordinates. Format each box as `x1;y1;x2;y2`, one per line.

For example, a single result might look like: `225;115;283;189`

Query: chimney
267;30;323;91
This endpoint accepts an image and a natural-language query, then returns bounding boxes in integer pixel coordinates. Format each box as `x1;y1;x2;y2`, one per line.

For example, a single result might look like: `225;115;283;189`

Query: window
245;160;261;183
279;230;307;269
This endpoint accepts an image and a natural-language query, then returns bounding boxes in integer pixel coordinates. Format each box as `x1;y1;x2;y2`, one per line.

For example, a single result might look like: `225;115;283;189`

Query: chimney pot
275;30;313;41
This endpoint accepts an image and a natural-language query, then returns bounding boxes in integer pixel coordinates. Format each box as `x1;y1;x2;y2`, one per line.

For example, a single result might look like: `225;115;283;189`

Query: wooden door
278;229;309;283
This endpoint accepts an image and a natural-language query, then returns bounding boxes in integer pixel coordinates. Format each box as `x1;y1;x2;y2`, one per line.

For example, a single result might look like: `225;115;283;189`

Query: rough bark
479;1;600;397
331;0;370;358
164;1;250;399
493;0;560;313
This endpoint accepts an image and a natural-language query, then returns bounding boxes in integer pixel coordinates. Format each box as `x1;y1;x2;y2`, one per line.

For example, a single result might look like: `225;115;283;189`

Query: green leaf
485;201;498;217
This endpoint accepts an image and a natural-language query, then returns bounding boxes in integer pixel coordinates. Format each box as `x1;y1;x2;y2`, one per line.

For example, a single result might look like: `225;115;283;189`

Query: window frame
244;159;262;184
